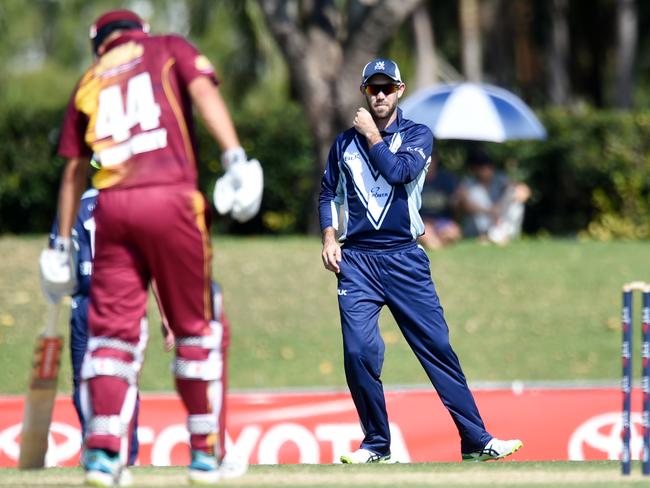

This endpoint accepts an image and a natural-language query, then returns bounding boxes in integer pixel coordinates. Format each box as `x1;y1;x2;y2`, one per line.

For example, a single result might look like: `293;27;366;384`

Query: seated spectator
457;149;530;245
418;152;462;250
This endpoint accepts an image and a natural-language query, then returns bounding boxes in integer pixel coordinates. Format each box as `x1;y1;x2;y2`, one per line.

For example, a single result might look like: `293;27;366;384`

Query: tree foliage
2;0;650;238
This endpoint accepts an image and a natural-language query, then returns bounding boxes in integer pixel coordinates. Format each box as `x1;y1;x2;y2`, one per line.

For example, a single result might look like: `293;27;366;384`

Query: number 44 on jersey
94;72;168;167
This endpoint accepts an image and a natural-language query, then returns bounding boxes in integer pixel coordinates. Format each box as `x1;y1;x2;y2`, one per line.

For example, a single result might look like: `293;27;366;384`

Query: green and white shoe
340;448;393;464
462;438;523;462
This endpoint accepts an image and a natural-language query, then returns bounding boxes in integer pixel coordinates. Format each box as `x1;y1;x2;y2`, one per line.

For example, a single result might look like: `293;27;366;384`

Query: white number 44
95;72;161;142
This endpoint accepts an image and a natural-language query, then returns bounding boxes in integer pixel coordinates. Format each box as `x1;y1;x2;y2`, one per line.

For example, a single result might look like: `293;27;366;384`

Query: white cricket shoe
462;438;523;461
118;467;133;486
219;452;248;479
340;448;392;464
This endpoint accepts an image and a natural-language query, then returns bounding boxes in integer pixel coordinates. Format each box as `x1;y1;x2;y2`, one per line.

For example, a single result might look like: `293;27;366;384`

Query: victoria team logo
341;134;403;230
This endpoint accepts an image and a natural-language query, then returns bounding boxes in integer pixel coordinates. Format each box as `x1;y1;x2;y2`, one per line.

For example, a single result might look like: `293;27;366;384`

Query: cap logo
374;61;385;71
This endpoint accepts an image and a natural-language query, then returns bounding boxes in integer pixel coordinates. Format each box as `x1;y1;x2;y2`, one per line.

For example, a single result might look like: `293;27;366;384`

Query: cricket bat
18;301;63;469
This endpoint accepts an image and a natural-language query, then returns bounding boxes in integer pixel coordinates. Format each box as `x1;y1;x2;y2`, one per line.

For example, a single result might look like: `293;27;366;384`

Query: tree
459;0;481;82
411;2;436;90
615;0;637;108
547;0;570;105
258;0;423;233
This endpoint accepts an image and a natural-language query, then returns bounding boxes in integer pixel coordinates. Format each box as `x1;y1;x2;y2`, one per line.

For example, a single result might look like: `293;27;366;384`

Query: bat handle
44;301;62;338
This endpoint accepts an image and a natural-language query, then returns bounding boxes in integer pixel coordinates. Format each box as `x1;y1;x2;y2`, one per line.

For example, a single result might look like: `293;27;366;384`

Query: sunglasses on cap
363;83;401;96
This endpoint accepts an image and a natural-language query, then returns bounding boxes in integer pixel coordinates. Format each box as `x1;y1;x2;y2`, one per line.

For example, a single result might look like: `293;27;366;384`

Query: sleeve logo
406;146;426;159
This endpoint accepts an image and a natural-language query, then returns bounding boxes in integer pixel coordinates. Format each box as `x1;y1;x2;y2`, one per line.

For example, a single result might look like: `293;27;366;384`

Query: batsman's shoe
340;448;392;464
219;452;248;479
84;449;121;487
462;438;523;462
118;468;133;487
188;450;220;485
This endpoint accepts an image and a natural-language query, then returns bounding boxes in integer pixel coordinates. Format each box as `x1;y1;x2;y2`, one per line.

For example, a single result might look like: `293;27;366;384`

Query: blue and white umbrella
401;83;546;142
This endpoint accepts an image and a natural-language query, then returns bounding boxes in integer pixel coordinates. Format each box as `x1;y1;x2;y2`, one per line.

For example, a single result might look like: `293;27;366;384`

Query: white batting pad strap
88;337;138;356
176;332;221;349
187;414;218;435
173;356;222;380
176;321;223;350
88;415;126;437
81;357;137;384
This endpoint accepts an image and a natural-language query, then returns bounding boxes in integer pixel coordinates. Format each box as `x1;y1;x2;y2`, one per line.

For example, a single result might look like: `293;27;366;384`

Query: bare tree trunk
459;0;482;82
412;3;437;90
547;0;570;105
615;0;637;108
412;3;463;86
514;0;536;98
481;0;511;87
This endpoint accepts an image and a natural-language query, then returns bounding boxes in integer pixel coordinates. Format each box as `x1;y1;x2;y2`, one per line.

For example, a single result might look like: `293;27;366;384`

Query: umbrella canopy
400;82;546;142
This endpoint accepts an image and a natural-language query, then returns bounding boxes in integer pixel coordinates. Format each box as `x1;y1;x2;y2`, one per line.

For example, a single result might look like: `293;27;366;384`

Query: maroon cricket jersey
58;30;218;190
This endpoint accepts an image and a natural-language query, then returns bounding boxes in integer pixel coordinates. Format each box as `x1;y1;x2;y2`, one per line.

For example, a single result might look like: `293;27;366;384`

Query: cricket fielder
39;9;261;486
319;58;523;463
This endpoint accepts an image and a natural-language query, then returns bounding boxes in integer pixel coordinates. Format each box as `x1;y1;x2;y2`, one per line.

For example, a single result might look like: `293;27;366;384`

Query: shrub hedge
1;104;648;238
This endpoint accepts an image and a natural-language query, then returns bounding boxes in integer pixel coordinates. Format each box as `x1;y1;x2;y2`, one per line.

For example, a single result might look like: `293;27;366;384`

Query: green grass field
1;236;649;394
0;462;648;487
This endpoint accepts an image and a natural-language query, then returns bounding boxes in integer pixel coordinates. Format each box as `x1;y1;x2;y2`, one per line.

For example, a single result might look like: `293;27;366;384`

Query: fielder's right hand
321;229;341;274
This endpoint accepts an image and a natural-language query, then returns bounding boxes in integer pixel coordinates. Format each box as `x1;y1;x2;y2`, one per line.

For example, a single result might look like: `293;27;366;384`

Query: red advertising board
0;387;642;467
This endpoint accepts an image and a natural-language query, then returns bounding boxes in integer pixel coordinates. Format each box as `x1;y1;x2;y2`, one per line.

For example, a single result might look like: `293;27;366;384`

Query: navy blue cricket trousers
337;242;492;455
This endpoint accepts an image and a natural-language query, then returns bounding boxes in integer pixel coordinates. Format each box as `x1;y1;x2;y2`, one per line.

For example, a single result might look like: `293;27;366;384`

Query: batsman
319;58;523;464
39;9;262;486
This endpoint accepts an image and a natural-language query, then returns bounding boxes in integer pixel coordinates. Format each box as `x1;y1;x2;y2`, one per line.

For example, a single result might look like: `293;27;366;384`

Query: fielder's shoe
340;448;392;464
188;450;220;485
84;449;121;487
219;452;248;479
462;438;523;461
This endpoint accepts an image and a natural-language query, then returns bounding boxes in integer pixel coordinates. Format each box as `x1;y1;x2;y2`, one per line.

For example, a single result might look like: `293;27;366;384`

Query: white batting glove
39;236;76;304
213;171;236;215
230;159;263;223
221;147;248;169
213;147;247;215
213;147;263;222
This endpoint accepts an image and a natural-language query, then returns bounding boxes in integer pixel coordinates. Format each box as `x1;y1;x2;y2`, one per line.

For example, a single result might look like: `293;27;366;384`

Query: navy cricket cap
361;58;402;85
